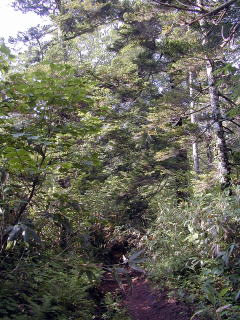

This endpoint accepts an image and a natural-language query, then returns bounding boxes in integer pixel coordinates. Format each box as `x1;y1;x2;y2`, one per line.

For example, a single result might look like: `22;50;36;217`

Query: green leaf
5;241;15;250
61;162;73;169
128;250;144;262
235;290;240;301
12;133;27;138
219;287;230;298
113;268;124;290
22;226;41;243
190;309;206;320
7;225;22;241
129;264;145;273
130;258;146;264
0;43;12;56
216;304;232;313
28;136;41;140
85;270;96;281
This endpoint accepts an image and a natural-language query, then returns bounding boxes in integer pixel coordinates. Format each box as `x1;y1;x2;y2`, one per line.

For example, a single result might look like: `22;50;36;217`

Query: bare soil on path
124;277;192;320
101;273;195;320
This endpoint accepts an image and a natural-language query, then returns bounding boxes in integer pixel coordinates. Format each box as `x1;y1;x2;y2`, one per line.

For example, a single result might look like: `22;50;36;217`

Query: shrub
145;188;240;319
0;252;101;320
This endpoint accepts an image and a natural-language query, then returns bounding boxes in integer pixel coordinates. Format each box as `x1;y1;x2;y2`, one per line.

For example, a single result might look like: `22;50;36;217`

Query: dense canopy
1;1;240;319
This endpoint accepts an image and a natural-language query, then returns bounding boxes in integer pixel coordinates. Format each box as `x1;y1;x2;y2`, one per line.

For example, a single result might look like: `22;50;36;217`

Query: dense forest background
0;1;240;319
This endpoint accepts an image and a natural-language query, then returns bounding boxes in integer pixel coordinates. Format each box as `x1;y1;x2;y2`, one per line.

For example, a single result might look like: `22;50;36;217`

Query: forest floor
101;272;195;320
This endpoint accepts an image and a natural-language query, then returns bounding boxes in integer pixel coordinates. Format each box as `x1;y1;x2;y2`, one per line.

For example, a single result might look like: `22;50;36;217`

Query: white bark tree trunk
189;71;200;174
206;59;231;188
197;0;231;189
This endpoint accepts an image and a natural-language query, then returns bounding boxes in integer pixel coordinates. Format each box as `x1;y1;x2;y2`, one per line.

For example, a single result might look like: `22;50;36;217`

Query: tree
189;70;200;174
1;2;240;319
0;62;102;250
9;25;54;64
148;0;240;190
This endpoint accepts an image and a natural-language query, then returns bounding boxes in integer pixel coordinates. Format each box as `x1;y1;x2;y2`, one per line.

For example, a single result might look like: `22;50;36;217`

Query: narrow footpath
101;273;196;320
124;277;192;320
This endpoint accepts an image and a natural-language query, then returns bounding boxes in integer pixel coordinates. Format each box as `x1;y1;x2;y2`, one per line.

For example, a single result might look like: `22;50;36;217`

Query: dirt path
123;277;192;320
101;273;194;320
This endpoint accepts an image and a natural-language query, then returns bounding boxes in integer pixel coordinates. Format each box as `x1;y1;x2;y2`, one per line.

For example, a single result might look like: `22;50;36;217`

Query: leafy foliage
145;189;240;319
1;1;240;319
0;254;101;319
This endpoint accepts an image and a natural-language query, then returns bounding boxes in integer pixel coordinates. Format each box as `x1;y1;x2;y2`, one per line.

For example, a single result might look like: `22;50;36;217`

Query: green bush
102;292;131;320
0;253;101;320
145;188;240;319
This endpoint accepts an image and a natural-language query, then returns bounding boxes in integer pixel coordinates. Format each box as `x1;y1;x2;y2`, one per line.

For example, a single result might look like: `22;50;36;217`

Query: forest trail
101;274;194;320
123;277;192;320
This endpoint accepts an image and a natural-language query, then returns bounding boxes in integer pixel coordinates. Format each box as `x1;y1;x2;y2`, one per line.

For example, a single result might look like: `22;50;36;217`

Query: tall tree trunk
175;149;190;203
206;59;231;189
189;71;200;174
196;0;231;190
57;27;68;62
57;0;68;62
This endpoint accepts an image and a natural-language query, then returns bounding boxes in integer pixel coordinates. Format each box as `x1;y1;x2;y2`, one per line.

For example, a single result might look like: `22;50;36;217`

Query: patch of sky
0;0;50;50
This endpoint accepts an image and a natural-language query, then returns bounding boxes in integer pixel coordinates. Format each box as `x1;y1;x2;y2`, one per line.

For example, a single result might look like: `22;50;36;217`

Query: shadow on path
123;277;194;320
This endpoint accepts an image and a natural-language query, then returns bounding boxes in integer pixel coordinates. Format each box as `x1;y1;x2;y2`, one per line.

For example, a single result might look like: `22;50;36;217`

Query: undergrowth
102;292;131;320
145;186;240;320
0;251;101;320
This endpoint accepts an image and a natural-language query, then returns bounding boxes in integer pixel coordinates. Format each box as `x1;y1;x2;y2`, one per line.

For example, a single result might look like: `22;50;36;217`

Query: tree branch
13;149;46;224
218;92;237;106
192;120;215;143
13;178;39;225
221;22;240;47
228;119;240;128
184;104;210;116
151;0;205;13
223;126;234;134
189;0;238;25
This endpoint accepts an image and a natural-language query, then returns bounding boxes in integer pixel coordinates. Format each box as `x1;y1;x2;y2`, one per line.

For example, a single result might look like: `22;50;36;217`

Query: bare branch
221;22;240;47
228;119;240;128
223;126;234;134
189;0;238;25
218;92;237;106
151;0;205;13
192;120;215;143
184;104;210;116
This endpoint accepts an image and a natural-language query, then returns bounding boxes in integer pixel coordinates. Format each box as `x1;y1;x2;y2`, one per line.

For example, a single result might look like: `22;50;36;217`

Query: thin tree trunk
175;149;190;203
189;71;200;174
206;138;214;166
57;0;68;62
58;27;68;62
